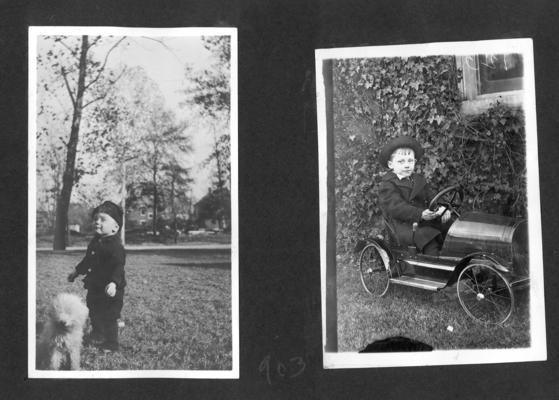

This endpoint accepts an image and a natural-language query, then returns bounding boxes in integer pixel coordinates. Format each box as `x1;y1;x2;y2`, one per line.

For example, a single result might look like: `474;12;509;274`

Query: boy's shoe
86;331;105;346
100;341;120;353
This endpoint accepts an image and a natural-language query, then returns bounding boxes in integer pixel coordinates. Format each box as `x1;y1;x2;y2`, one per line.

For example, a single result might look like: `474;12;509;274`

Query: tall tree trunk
171;174;177;244
212;126;224;230
215;145;223;191
215;153;223;230
152;162;158;236
121;163;126;245
49;169;61;230
53;36;88;250
213;125;224;191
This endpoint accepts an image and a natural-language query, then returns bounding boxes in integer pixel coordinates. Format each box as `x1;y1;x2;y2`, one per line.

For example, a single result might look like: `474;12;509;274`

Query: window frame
457;55;524;114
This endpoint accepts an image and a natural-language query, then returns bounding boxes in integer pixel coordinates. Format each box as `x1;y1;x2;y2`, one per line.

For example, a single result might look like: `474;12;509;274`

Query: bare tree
37;35;126;249
161;161;192;243
183;35;232;192
139;110;191;236
94;66;165;243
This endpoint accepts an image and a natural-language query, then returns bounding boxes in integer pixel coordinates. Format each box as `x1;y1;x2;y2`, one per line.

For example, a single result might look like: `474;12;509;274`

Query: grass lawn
336;253;530;352
35;250;232;370
36;232;232;248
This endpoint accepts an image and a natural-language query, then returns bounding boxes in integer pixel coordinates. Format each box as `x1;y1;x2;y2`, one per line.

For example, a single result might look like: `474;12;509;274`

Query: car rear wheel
457;263;514;324
359;243;391;297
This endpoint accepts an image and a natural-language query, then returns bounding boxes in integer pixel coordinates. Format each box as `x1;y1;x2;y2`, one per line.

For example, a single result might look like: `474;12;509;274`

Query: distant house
194;212;221;231
192;188;230;232
125;189;192;230
125;186;162;228
68;224;81;233
126;204;152;228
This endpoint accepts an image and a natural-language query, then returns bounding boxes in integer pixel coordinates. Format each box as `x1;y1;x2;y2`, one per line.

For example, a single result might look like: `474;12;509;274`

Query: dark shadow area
162;262;231;270
126;249;231;257
359;336;433;352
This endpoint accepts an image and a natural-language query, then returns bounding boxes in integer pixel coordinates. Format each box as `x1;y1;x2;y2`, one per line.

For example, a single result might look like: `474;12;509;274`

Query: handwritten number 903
259;355;306;385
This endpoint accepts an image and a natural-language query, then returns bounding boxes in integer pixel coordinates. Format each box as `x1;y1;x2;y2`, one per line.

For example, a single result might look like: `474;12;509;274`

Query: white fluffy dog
36;293;89;370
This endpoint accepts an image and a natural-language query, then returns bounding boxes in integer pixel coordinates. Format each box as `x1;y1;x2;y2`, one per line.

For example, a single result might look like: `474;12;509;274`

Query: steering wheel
428;185;463;218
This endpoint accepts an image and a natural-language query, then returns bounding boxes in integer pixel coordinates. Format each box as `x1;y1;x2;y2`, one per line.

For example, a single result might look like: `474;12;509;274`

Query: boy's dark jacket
378;171;441;250
75;234;126;291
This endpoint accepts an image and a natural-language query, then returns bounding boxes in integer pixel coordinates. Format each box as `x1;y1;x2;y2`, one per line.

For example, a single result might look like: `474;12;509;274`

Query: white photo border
316;38;546;369
28;26;239;379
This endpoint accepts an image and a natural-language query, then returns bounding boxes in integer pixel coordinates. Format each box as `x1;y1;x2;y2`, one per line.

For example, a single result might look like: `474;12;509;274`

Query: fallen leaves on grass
35;251;232;370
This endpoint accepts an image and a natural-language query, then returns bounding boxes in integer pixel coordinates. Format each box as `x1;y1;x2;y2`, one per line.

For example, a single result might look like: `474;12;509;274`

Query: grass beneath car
336;253;530;352
35;251;232;370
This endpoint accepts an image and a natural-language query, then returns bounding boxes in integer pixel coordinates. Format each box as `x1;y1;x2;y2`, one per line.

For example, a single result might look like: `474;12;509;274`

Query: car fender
448;251;510;286
360;238;394;267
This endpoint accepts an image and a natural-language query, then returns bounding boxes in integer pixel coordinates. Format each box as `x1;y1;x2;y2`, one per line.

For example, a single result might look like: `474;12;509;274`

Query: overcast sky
103;36;219;200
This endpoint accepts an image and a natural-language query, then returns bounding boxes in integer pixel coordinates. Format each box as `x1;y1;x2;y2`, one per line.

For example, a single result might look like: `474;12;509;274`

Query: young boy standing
68;201;126;352
378;136;450;256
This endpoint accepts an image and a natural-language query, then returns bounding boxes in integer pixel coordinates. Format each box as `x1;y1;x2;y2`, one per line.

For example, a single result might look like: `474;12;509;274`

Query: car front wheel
457;263;514;324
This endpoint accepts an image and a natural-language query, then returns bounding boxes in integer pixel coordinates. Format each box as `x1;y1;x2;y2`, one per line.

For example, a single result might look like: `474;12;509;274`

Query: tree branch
87;36;102;50
85;37;127;90
56;38;77;56
81;64;128;111
82;93;107;109
123;154;138;163
138;37;184;64
111;66;128;85
60;67;76;107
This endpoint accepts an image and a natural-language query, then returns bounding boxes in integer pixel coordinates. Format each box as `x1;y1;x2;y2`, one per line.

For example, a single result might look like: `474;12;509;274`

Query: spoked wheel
457;263;514;324
359;243;391;297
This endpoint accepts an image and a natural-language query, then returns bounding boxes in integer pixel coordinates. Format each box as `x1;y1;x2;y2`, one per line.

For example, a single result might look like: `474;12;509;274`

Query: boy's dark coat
75;234;126;320
378;171;442;250
76;234;126;290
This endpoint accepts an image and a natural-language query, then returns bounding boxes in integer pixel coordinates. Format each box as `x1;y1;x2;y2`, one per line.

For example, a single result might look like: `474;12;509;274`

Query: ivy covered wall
332;56;526;252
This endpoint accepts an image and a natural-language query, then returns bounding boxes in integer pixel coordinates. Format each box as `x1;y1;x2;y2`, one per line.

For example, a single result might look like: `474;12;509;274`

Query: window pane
478;53;523;94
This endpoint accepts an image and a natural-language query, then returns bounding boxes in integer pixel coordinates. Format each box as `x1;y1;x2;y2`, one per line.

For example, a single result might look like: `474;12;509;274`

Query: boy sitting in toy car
378;136;451;256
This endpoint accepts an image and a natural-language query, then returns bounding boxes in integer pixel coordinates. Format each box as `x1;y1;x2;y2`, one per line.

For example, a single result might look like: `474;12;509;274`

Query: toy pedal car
358;185;529;325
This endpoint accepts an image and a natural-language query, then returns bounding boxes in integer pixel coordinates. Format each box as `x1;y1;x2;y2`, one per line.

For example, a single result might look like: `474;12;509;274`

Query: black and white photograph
28;26;238;378
316;38;546;368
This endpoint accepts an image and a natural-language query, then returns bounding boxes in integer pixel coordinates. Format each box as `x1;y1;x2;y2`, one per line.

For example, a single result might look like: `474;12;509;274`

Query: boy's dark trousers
419;218;452;256
86;287;124;350
422;240;440;256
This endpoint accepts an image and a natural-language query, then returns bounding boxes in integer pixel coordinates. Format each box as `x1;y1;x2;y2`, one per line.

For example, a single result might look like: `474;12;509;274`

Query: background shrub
332;56;526;252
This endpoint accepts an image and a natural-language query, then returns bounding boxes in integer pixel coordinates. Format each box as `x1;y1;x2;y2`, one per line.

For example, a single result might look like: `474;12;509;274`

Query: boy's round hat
379;136;423;168
92;201;123;229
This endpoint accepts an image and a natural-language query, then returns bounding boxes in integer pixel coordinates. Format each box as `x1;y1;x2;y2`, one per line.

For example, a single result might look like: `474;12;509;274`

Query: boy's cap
379;136;424;168
92;201;123;230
